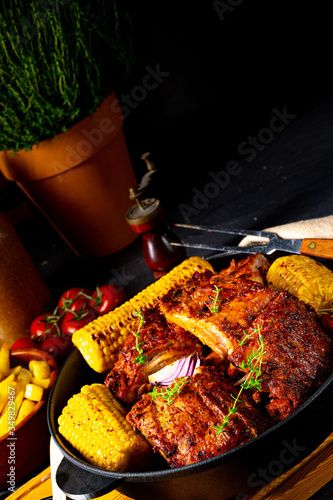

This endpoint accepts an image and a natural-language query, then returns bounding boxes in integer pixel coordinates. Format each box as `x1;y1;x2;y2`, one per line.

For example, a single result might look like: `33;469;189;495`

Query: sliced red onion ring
149;354;201;387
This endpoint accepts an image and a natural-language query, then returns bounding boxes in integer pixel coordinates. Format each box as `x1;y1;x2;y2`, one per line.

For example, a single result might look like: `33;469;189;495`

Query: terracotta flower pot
0;92;138;258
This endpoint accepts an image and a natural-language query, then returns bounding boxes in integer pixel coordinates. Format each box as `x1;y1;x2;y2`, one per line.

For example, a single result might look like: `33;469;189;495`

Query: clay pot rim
0;92;124;183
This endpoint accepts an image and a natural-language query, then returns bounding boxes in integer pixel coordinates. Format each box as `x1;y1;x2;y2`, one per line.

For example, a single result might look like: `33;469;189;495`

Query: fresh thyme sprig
237;330;255;346
132;308;147;365
213;327;267;435
239;332;267;392
148;377;189;405
213;392;244;434
207;285;223;314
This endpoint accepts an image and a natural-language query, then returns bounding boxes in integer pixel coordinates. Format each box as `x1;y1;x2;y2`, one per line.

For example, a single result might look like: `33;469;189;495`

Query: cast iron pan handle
56;456;124;499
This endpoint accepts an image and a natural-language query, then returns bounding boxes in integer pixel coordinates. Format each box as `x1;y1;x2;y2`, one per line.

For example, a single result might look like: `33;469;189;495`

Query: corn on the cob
266;254;333;311
58;383;152;472
72;256;214;373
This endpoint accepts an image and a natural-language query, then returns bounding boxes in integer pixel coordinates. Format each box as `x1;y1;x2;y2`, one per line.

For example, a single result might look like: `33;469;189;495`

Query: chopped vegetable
24;383;44;402
29;360;51;381
16;399;37;425
31;376;50;389
148;355;201;387
0;373;16;414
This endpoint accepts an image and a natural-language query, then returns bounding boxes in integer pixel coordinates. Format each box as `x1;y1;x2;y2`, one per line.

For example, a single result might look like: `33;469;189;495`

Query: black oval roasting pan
48;252;333;500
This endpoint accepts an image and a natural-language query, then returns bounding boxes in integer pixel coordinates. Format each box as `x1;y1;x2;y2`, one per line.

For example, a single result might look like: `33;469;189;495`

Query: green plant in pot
0;1;139;258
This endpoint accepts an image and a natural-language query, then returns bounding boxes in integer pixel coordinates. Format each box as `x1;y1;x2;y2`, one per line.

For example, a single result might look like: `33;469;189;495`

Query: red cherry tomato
61;309;97;336
58;287;91;313
41;335;73;363
90;284;127;315
30;313;59;342
10;337;38;350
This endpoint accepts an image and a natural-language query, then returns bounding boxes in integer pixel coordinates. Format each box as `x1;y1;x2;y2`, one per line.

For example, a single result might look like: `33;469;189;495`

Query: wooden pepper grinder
125;153;186;279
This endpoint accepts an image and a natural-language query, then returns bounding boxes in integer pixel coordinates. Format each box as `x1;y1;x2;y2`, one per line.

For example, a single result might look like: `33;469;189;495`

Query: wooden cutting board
6;432;333;500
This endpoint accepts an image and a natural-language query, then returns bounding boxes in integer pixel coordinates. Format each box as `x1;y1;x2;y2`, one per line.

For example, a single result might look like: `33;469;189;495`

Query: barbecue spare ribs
159;254;333;421
104;253;332;469
126;365;269;468
159;253;276;359
231;290;333;420
105;306;203;405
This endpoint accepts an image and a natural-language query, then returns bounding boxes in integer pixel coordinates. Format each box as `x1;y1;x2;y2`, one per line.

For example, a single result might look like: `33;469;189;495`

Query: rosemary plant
0;1;135;152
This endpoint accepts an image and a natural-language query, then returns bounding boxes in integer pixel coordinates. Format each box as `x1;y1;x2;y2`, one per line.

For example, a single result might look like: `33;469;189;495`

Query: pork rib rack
105;306;203;405
126;365;269;468
159;254;333;420
159;254;275;359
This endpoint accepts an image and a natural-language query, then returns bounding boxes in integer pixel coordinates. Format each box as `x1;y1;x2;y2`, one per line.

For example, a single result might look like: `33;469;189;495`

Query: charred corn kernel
29;360;50;380
16;399;37;425
58;383;152;472
24;383;44;402
0;343;10;381
31;376;50;389
267;255;333;311
72;256;214;372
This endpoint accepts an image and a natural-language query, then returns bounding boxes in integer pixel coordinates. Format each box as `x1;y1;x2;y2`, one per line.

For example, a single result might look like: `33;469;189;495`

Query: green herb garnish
207;285;223;314
132;309;147;365
237;329;255;346
238;332;267;392
213;327;267;435
148;377;189;405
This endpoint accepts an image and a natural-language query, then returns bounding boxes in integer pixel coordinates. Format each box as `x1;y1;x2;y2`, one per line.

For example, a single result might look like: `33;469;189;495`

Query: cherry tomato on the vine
10;337;38;350
30;313;59;342
58;287;91;314
90;284;127;315
61;309;97;336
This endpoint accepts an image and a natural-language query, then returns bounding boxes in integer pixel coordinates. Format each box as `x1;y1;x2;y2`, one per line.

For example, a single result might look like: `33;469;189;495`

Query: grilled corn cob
58;383;152;472
72;256;214;372
266;254;333;311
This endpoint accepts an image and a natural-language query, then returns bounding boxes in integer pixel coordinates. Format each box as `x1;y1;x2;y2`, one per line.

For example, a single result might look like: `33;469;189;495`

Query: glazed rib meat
159;253;333;421
231;291;333;421
160;254;277;359
105;306;203;405
126;366;269;468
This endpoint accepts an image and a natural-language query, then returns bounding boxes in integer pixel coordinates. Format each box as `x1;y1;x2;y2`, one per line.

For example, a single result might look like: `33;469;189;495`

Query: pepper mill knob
125;153;186;278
